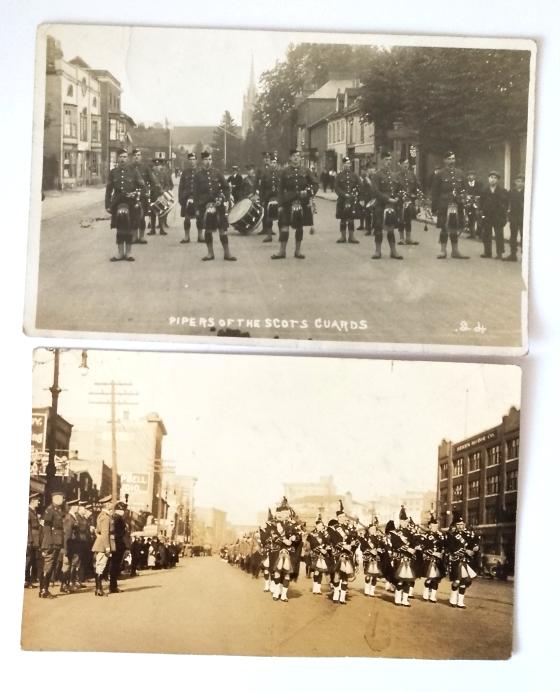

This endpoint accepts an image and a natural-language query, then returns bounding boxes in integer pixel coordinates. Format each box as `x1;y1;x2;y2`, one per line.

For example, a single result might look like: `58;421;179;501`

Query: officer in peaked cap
39;487;66;599
92;495;113;596
178;151;200;243
430;150;469;259
108;501;130;593
131;147;161;244
26;492;42;588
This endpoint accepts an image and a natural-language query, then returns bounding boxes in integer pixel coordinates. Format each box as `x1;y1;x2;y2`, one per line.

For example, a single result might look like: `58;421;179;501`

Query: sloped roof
308;79;356;100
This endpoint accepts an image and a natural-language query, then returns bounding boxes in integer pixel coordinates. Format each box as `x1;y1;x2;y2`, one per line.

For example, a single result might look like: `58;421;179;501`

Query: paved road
21;556;513;658
32;190;524;348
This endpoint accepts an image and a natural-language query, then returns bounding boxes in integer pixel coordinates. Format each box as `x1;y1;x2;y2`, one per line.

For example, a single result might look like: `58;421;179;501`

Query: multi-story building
43;37;103;189
171;126;215;168
89;68;135;177
70;411;167;512
193;507;228;551
326;87;375;172
437;406;520;565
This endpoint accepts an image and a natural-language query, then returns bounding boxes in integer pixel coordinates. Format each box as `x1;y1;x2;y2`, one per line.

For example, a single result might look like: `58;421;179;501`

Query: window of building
117;97;120;110
341;120;346;141
109;118;117;141
467;509;479;526
507;437;519;460
80;108;88;141
63;106;77;138
90;152;99;176
91;117;100;143
63;149;77;178
440;462;448;479
453;458;464;476
468;450;481;472
468;478;480;498
488;444;502;466
506;469;518;491
66;84;74;97
109;150;117;169
486;474;500;495
452;483;463;500
505;502;517;521
348;120;353;144
486;504;497;524
360;121;365;143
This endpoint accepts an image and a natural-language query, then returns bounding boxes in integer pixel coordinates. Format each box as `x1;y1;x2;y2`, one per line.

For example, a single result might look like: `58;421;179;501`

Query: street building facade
437;406;520;567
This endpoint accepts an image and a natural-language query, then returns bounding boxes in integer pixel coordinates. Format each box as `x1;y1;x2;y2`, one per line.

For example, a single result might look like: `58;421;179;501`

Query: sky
31;350;521;524
43;24;297;125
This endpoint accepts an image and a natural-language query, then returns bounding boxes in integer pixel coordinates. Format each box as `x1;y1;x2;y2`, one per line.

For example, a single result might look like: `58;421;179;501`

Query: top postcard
24;25;535;356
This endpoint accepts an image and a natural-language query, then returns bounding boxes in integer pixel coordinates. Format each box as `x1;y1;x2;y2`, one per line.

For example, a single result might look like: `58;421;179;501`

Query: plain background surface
2;0;559;688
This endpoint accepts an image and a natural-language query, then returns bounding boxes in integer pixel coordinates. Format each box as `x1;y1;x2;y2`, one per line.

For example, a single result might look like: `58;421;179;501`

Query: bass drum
228;197;263;234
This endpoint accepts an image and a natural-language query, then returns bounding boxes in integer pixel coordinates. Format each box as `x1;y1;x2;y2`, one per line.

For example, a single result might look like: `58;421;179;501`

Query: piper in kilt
327;502;359;605
385;507;417;607
420;513;445;602
178;152;200;243
307;515;334;596
259;509;275;593
360;520;385;598
268;498;303;602
445;511;480;609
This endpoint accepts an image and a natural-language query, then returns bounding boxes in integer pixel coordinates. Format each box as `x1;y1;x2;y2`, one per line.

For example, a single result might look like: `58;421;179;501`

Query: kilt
311;551;332;574
271;548;293;574
449;559;477;582
394;556;416;582
111;201;133;243
180;199;197;219
335;553;355;577
363;553;383;577
335;197;356;220
279;200;313;228
197;202;228;233
436;206;464;231
422;558;443;580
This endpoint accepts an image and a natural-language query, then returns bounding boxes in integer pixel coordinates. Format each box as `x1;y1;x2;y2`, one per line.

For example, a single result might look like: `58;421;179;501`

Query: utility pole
89;381;138;502
45;348;61;501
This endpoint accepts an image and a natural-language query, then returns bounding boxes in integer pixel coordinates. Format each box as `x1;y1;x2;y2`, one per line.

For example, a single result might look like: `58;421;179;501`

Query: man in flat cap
431;151;469;259
25;492;42;588
479;170;509;259
105;148;146;262
506;174;525;261
39;488;66;598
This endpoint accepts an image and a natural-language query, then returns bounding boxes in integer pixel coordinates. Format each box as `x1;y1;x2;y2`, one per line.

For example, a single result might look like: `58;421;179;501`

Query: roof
172;126;215;145
69;56;90;69
308;79;356;100
308;110;337;129
89;69;121;88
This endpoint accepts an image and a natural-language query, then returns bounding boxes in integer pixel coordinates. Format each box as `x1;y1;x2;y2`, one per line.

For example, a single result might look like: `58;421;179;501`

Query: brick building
437;406;520;566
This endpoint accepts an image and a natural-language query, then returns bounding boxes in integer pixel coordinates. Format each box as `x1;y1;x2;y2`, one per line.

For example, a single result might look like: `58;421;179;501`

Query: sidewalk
41;184;106;221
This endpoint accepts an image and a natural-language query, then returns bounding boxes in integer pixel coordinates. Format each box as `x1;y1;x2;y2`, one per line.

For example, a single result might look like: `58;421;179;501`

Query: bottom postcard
23;350;521;659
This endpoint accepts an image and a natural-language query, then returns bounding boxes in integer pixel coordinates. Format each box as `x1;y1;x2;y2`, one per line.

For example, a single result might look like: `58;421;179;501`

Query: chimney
46;35;63;73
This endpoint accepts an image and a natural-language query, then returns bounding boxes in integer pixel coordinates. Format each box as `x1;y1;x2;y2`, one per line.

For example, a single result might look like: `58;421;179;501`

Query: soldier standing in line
479;170;510;259
25;492;42;589
91;495;113;597
506;174;525;261
131;148;160;244
160;159;174;230
446;511;480;609
194;151;236;261
108;501;130;594
178;152;200;244
307;515;333;596
273;149;318;260
359;520;384;598
105;148;147;262
371;151;404;260
397;157;420;246
39;488;66;599
334;156;361;244
74;501;91;586
419;512;445;603
257;154;281;243
327;502;359;605
59;498;79;593
430;151;469;259
464;170;483;238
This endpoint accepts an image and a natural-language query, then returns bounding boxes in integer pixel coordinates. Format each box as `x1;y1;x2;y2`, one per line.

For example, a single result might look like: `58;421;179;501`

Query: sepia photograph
23;349;521;658
24;25;534;355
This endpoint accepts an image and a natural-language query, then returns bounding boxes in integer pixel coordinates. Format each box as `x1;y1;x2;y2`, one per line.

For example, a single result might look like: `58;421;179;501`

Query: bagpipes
203;194;226;231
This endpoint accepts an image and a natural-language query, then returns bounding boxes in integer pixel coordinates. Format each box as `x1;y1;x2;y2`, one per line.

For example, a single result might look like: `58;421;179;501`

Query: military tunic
178;163;198;218
371;168;402;232
105;164;146;240
335;169;361;219
41;504;66;586
132;161;161;212
259;167;281;230
279;164;318;228
430;165;466;235
193;167;230;232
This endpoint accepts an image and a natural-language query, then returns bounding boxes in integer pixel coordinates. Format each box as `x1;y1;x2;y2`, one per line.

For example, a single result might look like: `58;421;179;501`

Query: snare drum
151;191;175;217
228;197;263;234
